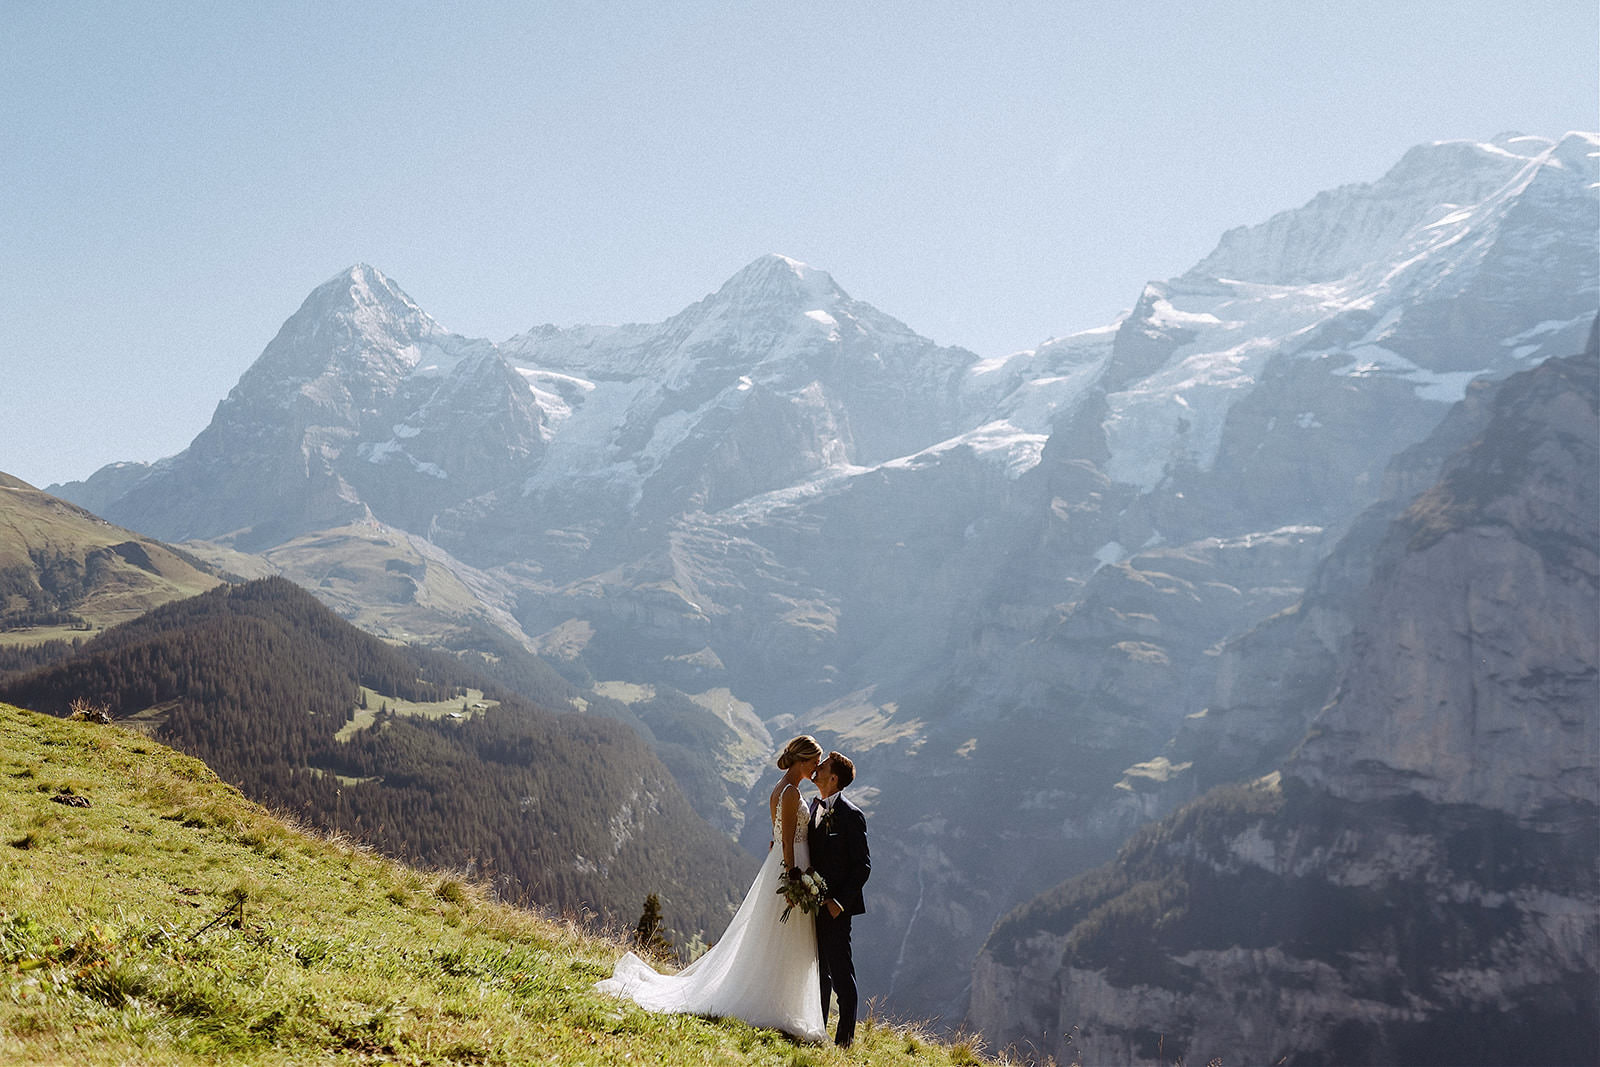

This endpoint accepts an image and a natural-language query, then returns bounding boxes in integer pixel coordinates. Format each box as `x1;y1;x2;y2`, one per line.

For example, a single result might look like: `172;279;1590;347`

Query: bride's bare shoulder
769;778;804;813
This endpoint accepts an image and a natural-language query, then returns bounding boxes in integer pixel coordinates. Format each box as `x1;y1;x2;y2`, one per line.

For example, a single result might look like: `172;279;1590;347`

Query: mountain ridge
970;336;1600;1065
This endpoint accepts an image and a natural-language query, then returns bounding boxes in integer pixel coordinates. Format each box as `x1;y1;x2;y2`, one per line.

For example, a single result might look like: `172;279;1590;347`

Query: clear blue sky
3;1;1595;488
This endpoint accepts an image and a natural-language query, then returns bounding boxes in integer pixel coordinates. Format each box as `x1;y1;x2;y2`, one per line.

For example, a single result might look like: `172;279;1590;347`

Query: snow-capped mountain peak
238;263;460;399
302;263;439;335
710;253;848;312
1186;134;1564;288
1088;131;1599;494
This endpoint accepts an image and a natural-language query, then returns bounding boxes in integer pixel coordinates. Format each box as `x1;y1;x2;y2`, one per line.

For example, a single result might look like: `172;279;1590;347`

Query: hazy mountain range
37;130;1599;1052
973;330;1598;1065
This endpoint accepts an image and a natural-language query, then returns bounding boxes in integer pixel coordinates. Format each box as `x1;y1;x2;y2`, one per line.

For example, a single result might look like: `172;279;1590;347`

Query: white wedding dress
594;787;825;1042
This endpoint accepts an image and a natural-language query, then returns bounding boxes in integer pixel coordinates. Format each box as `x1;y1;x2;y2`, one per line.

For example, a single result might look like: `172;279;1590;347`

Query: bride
594;735;827;1042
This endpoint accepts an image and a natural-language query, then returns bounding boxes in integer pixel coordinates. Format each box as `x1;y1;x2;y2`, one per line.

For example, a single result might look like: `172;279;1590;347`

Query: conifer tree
634;893;673;960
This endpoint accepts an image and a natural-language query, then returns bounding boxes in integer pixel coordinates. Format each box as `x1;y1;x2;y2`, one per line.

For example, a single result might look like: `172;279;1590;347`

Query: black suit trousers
816;908;857;1047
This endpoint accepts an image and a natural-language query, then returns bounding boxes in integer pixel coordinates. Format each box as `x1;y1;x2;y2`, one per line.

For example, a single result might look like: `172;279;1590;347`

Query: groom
808;751;870;1048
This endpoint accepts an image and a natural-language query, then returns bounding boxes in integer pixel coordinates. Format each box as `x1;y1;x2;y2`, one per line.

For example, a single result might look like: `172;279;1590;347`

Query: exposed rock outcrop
971;337;1599;1065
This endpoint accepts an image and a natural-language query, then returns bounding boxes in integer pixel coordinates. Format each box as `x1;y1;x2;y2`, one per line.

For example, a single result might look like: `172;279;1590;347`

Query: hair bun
776;734;823;770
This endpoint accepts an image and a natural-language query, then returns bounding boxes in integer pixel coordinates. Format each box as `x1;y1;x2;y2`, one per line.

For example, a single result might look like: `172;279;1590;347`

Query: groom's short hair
827;751;855;789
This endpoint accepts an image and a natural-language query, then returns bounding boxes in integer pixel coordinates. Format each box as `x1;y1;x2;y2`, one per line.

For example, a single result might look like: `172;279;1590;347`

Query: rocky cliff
807;132;1597;1021
94;265;530;549
971;336;1599;1065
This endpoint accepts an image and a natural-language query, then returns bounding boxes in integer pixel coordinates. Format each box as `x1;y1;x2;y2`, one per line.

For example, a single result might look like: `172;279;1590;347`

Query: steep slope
0;577;751;944
0;472;221;638
971;341;1599;1065
1097;332;1524;826
0;701;997;1066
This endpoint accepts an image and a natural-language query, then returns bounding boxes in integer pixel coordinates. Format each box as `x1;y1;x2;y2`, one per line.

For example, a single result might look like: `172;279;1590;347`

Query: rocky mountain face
1098;338;1522;822
787;131;1598;1020
970;338;1599;1065
95;266;533;549
441;253;983;577
52;133;1599;1028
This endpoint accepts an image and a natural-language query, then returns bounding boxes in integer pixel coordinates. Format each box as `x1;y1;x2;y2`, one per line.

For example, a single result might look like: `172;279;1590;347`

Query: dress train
595;812;824;1041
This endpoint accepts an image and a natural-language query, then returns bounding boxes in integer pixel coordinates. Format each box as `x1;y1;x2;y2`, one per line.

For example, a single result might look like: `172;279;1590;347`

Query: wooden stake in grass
187;889;247;941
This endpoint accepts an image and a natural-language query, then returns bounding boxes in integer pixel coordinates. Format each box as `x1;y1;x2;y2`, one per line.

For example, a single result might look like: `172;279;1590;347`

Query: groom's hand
826;899;843;918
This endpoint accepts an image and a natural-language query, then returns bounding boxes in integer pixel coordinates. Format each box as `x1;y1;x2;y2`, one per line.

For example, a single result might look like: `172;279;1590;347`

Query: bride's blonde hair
776;734;823;770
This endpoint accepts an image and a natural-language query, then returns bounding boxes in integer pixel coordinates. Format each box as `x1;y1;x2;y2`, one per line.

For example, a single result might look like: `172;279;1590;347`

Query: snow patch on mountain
1503;315;1595;361
1099;133;1598;491
409;338;499;378
515;375;657;502
638;382;747;471
360;439;448;479
1327;345;1480;403
805;309;840;333
1102;281;1335;489
960;325;1117;433
709;463;873;524
881;421;1047;479
514;368;597;436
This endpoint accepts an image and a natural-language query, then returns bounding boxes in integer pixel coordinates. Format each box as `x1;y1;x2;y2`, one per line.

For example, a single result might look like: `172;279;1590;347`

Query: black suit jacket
807;794;870;917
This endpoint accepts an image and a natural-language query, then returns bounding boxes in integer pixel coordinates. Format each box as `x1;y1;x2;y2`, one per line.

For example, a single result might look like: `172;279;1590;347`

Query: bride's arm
780;785;800;871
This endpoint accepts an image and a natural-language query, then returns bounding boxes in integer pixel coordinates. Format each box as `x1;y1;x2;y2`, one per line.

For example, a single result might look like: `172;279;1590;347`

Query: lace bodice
773;785;812;869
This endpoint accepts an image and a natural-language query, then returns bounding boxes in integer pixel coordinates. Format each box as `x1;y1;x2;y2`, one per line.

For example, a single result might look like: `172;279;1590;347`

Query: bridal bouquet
777;868;828;923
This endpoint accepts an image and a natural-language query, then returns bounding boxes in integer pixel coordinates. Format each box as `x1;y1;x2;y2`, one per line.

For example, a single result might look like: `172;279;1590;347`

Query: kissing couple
595;735;871;1047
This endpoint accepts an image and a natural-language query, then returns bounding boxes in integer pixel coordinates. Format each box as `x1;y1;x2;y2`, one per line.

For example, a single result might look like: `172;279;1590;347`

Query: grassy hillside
179;518;540;652
0;577;753;946
0;473;221;642
0;701;1000;1065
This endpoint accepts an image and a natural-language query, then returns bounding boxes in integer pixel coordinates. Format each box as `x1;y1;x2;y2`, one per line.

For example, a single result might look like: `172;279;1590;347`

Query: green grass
335;688;499;742
0;701;1009;1065
0;479;223;639
179;520;535;651
0;622;100;649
